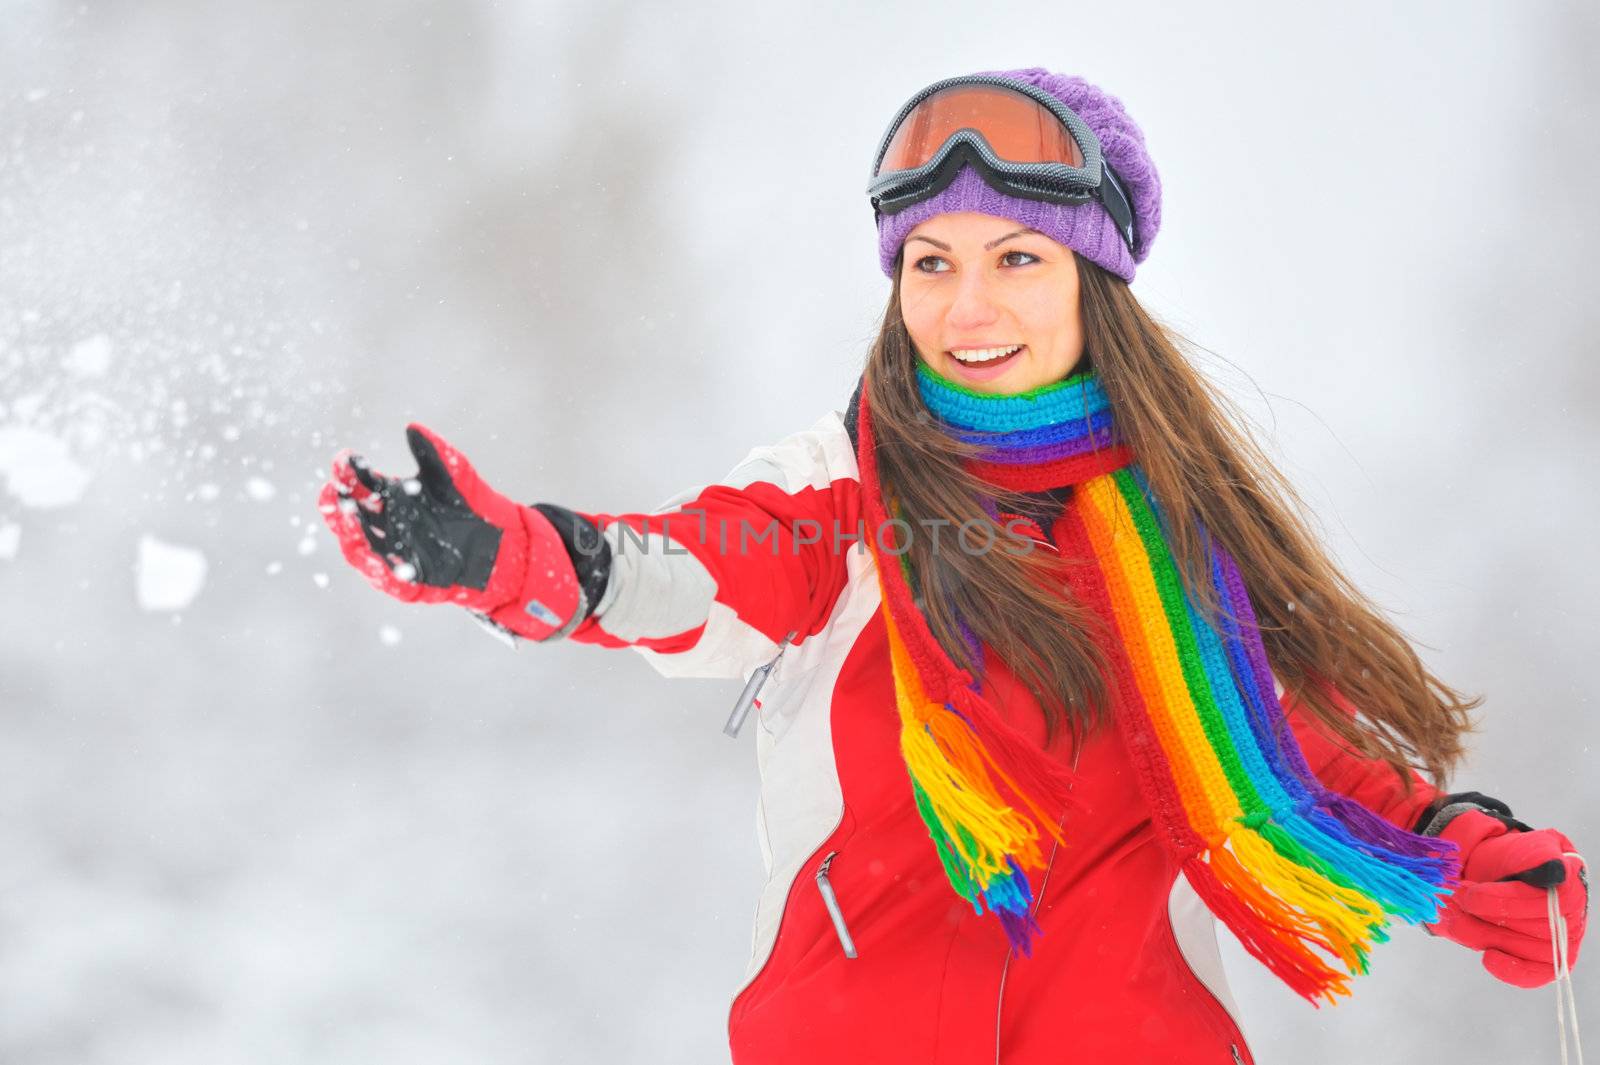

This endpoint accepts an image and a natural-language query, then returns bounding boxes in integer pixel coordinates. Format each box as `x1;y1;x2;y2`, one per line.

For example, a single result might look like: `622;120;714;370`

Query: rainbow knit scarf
852;361;1463;1005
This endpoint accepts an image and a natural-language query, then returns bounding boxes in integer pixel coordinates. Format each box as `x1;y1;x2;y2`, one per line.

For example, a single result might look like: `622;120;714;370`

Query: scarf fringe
882;574;1078;884
1183;851;1354;1006
859;387;1082;958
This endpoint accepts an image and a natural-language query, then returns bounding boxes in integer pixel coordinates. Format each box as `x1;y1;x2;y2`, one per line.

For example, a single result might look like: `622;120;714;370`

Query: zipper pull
1231;1044;1245;1064
815;851;858;958
723;630;799;738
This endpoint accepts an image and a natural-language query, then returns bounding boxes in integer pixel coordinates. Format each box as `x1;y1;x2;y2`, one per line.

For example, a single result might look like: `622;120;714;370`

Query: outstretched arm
320;412;863;682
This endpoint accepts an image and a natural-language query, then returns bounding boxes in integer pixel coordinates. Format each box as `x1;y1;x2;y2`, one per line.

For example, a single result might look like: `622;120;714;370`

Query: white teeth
951;344;1023;363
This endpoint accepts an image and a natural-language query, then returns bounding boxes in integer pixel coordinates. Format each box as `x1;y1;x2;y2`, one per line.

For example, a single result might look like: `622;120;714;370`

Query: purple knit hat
875;68;1162;283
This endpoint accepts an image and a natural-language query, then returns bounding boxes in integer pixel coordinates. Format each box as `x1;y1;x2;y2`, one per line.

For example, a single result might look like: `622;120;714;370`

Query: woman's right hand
1424;808;1588;988
316;423;586;641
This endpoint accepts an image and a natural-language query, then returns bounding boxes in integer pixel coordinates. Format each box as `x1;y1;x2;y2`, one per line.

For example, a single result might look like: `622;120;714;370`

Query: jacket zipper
993;518;1068;1062
993;741;1079;1063
815;851;858;958
1002;512;1250;1061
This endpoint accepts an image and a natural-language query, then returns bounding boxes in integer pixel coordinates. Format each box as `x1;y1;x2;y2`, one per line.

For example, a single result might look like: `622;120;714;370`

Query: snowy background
2;1;1596;1062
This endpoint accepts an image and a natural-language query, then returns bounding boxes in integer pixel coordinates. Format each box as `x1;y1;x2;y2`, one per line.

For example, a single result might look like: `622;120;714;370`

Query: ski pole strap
1412;790;1537;837
1550;853;1587;1065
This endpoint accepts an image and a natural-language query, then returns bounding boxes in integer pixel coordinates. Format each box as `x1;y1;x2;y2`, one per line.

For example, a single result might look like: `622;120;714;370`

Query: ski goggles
866;74;1137;255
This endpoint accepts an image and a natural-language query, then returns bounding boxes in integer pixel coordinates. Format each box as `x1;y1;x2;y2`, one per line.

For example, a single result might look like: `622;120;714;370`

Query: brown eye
1002;250;1039;267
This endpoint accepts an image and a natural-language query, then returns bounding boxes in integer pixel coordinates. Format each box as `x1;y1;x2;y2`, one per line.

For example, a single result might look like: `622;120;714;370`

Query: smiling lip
946;345;1025;382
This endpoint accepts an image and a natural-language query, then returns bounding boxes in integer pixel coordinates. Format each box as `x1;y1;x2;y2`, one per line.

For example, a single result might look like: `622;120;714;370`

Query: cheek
899;293;941;344
1015;307;1058;344
1022;284;1081;340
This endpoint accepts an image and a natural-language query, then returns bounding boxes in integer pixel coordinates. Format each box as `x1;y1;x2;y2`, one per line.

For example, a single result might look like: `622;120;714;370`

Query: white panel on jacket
623;409;859;683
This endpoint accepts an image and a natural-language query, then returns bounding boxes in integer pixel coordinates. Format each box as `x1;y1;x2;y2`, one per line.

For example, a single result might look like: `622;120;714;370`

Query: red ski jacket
555;399;1444;1064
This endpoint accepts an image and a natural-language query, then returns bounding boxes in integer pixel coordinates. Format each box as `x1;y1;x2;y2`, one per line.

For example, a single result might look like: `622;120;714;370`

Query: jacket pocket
814;850;858;958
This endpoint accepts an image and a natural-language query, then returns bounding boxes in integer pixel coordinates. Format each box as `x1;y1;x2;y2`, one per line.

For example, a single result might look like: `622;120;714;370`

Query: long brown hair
863;247;1479;791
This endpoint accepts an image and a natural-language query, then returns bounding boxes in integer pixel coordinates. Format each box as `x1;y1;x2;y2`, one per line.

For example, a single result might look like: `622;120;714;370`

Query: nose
945;271;1002;332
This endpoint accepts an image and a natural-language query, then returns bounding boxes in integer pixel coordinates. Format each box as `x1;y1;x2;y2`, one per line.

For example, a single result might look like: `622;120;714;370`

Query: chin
965;375;1024;394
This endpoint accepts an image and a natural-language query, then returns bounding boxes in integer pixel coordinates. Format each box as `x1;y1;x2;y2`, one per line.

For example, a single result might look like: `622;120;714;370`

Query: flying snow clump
136;535;209;611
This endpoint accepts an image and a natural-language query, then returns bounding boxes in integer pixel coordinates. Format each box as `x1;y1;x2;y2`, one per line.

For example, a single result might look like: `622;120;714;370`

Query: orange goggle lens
875;83;1086;176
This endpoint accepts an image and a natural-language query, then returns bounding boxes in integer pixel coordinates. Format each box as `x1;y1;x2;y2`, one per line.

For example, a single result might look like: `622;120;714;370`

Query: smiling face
899;212;1086;394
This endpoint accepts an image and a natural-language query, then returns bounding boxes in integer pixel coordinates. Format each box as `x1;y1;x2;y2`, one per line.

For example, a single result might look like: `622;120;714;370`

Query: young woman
318;68;1587;1064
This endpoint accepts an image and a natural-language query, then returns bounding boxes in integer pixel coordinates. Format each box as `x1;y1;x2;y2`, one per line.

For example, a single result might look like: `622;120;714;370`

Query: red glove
1425;808;1589;988
316;423;586;641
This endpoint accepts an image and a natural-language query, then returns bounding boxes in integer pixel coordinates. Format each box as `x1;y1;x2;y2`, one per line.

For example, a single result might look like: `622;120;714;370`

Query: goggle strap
874;155;1139;260
1098;161;1138;256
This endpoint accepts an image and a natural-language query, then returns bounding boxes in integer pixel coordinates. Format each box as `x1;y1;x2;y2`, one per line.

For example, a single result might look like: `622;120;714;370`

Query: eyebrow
904;227;1045;252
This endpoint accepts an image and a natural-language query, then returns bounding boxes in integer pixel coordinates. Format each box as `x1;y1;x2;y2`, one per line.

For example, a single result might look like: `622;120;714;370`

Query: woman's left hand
1426;810;1588;988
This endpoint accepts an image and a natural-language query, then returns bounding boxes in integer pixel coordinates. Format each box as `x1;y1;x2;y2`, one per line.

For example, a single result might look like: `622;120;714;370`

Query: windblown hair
863;247;1479;790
